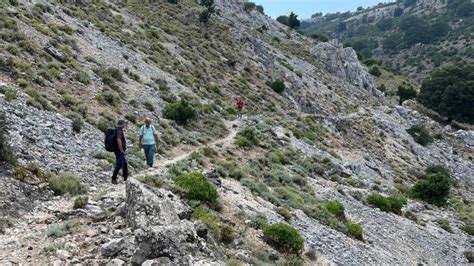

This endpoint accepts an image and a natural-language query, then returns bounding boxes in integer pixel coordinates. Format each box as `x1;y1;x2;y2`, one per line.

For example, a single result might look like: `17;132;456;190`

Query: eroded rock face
312;40;382;98
125;179;217;265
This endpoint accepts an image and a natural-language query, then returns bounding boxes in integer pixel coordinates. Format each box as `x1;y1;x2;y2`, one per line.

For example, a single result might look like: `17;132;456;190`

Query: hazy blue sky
253;0;395;19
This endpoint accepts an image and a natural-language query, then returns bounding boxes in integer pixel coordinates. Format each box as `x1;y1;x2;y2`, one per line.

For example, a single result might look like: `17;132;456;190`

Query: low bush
162;99;196;125
269;80;286;93
346;222;364;240
324;200;345;219
4;88;17;102
235;127;259;148
263;223;304;254
0;112;16;165
66;112;83;133
407;124;433;146
48;173;87;196
175;172;218;203
435;218;453;233
244;1;256;11
139;175;164;188
277;206;292;221
46;220;79;238
462;223;474;236
369;66;382;77
220;224;235;244
366;193;406;214
411;166;451;206
73;196;88;209
271;151;287;164
192;206;220;238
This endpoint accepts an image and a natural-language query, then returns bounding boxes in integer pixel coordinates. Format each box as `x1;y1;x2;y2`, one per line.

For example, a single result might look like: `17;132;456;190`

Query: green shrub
73;196;88;209
324;200;345;219
397;83;417;105
346;222;364;240
407;124;433;146
97;118;114;132
175;172;218;203
235;127;258;148
435;218;453;233
163;99;196;125
220;224;235;244
74;71;91;85
263;223;304;254
192;206;220;237
277;207;292;221
4;88;17;102
48;173;87;196
366;194;406;214
271;151;287;164
66;112;83;133
269;80;286;93
0;112;16;165
369;66;382;77
411;166;451;206
140;175;164;188
463;223;474;236
46;220;79;238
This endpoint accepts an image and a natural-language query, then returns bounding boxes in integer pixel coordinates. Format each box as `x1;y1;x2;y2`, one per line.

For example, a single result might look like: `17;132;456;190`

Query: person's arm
139;127;143;148
117;131;125;154
153;126;159;150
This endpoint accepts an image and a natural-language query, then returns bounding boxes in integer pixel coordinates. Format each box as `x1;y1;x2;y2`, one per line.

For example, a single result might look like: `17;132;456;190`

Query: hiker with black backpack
105;119;129;184
139;116;159;167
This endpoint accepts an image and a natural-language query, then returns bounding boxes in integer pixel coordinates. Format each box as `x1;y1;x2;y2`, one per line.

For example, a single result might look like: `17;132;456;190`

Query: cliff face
0;0;472;264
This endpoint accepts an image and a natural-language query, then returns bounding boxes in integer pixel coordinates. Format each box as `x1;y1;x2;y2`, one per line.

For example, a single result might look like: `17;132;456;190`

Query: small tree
411;166;451;206
199;0;217;24
397;83;417;105
0;112;16;165
288;12;301;29
394;7;404;17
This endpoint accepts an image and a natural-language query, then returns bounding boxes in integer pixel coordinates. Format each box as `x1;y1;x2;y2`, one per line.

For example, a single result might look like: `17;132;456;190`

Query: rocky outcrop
312;40;382;98
125;179;220;265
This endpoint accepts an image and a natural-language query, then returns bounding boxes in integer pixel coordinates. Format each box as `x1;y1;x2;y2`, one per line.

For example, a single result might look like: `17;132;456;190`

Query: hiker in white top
139;117;159;167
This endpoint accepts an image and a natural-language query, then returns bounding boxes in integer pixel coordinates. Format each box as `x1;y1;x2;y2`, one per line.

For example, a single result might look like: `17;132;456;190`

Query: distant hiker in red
236;97;244;119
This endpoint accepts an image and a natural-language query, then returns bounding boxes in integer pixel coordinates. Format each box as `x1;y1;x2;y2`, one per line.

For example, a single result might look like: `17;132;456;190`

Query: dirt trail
134;119;241;178
0;119;242;264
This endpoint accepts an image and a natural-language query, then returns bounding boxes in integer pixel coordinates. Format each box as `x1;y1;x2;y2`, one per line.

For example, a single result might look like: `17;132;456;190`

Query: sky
253;0;395;19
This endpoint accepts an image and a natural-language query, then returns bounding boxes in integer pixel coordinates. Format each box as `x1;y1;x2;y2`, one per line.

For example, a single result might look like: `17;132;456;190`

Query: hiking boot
123;176;128;182
111;178;118;184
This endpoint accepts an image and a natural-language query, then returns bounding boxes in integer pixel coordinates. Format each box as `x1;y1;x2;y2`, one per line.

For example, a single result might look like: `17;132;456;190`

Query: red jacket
236;99;244;110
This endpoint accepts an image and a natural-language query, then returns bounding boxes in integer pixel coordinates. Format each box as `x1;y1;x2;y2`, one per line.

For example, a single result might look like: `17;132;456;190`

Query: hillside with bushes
0;0;473;265
299;0;474;82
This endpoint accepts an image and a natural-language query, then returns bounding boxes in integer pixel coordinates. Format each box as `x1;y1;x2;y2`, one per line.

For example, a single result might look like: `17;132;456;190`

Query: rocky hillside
0;0;473;264
300;0;474;82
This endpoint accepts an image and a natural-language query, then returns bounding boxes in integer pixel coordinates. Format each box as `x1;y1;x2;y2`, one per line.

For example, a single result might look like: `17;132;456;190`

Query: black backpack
104;128;117;152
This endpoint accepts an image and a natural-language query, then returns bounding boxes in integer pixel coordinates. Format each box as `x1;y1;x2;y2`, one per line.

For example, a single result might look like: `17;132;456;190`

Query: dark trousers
112;151;128;180
143;144;155;167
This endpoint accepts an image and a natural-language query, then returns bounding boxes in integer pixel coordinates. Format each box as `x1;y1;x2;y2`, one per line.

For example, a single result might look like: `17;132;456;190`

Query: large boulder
125;179;218;265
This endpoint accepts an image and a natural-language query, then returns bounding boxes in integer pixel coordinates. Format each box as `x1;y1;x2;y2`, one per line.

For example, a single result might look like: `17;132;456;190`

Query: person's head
116;119;128;130
144;116;152;127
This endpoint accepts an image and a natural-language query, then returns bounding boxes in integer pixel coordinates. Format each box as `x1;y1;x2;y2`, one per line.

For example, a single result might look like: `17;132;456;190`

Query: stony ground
0;0;472;265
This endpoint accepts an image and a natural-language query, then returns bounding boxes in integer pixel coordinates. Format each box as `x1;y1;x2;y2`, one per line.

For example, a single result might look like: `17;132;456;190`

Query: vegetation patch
235;127;259;148
411;165;451;206
48;173;87;196
73;196;89;209
0;112;16;165
175;172;218;203
263;223;304;255
163;99;196;125
366;193;406;214
407;124;433;146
